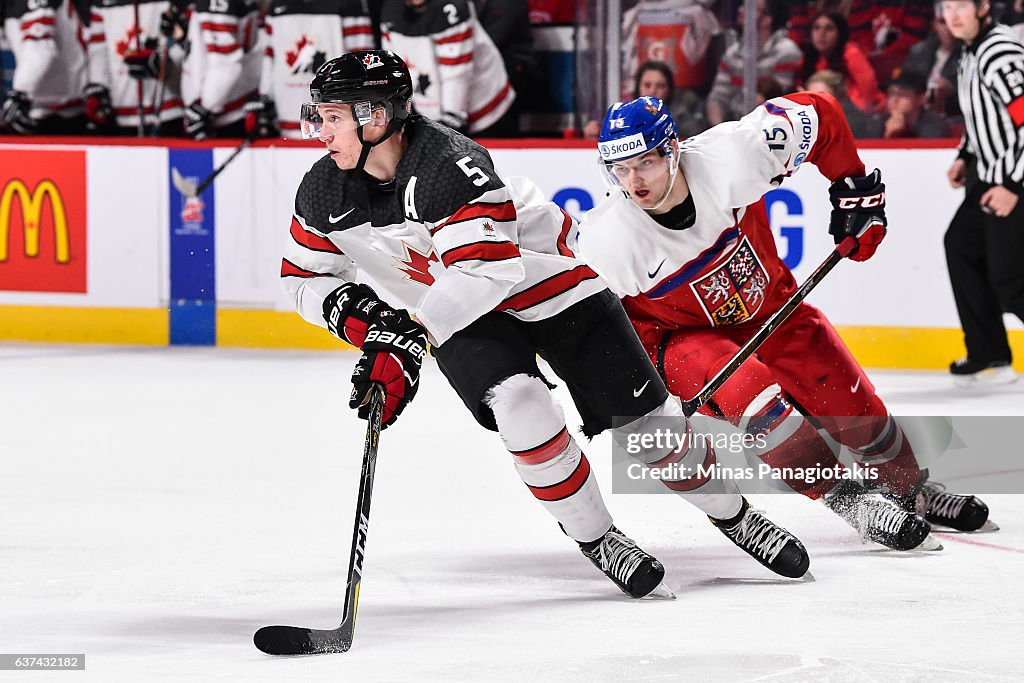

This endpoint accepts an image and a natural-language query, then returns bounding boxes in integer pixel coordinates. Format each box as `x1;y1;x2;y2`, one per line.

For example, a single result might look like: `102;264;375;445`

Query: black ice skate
949;357;1017;386
825;481;941;551
709;498;810;578
580;526;672;599
915;481;994;532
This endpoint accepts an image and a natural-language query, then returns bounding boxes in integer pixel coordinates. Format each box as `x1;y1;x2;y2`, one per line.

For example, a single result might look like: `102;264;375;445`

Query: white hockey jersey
179;0;261;126
87;0;184;128
575;92;866;333
281;117;604;346
259;0;373;137
381;0;514;134
3;0;88;118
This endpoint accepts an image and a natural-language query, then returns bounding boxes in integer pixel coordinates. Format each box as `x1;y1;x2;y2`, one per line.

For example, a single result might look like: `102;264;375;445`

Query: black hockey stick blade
253;625;352;656
254;388;384;656
681;236;856;417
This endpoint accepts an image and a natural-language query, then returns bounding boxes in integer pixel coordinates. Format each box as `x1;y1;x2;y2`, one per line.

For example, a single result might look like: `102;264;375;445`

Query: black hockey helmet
309;50;413;111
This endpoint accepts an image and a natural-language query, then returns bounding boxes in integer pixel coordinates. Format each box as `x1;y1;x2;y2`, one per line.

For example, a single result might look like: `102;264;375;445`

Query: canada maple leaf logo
115;26;144;56
396;243;438;286
285;35;310;68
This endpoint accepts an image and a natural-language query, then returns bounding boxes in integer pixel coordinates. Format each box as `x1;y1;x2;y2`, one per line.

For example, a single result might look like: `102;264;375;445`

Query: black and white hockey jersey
2;0;88;118
259;0;373;137
180;0;260;126
381;0;514;134
281;116;603;345
87;0;184;127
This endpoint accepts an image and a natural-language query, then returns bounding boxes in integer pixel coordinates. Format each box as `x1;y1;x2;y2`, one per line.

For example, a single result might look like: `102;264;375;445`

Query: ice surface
1;345;1022;681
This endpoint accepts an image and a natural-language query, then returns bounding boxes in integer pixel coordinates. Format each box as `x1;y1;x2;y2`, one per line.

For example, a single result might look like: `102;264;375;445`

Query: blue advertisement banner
168;149;216;345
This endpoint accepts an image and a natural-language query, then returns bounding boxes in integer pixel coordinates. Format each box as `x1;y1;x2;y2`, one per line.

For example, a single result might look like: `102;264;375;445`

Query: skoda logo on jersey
599;132;648;161
793;153;806;167
362;53;383;70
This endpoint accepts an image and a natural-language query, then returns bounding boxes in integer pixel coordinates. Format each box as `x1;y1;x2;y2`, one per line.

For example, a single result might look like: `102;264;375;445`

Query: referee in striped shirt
942;0;1024;385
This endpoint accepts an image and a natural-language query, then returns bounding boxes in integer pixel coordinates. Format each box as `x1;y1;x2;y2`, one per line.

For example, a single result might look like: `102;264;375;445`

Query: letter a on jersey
404;176;419;220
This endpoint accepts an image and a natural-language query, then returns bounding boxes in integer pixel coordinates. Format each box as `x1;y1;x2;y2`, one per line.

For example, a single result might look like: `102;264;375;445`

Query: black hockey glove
350;309;428;429
322;282;390;347
159;4;188;42
828;168;887;262
124;45;161;80
243;95;279;138
1;90;36;134
184;102;214;140
83;83;115;131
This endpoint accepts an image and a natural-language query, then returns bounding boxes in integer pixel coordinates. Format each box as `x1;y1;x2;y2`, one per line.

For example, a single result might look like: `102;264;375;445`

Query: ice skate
709;498;810;578
914;481;995;532
825;481;941;551
949;358;1017;387
580;526;673;599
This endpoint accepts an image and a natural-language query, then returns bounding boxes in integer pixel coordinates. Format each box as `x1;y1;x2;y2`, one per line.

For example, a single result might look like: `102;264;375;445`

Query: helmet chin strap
354;116;403;174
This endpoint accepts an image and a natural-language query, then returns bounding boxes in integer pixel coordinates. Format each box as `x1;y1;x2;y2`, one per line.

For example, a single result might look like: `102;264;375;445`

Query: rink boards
0;137;1021;369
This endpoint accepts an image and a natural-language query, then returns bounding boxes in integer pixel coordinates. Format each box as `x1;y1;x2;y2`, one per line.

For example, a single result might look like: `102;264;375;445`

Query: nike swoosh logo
633;380;651;397
329;208;355;224
273;5;286;13
648;259;666;280
850;377;861;393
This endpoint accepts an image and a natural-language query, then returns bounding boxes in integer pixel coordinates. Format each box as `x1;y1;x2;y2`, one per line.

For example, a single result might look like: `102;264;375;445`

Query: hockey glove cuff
185;102;214;140
349;309;428;428
124;47;161;80
84;83;115;130
828;168;887;262
244;95;279;138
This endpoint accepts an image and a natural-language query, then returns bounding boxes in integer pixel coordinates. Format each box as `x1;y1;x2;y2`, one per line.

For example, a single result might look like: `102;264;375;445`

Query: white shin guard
485;374;613;543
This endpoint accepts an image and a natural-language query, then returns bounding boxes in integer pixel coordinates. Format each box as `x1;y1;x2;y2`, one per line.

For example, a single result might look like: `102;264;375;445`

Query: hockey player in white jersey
280;50;810;598
574;95;993;550
178;0;261;138
245;0;373;138
87;0;185;134
381;0;515;136
1;0;89;134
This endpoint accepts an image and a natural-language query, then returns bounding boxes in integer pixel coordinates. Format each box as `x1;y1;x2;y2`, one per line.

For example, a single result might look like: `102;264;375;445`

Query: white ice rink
2;344;1023;682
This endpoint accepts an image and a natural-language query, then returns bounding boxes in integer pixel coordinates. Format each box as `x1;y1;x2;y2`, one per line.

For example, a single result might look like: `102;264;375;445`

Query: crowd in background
2;0;1023;140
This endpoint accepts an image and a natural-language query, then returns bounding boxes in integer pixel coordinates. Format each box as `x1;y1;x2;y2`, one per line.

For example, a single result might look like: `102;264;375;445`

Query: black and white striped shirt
957;23;1024;193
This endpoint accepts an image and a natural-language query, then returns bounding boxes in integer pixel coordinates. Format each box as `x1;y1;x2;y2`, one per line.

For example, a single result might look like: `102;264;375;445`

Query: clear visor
299;101;375;140
599;140;676;189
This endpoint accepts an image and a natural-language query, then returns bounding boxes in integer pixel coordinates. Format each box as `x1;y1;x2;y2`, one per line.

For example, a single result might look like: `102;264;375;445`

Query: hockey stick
149;39;169;137
681;236;857;417
132;0;145;137
253;387;385;656
170;136;252;198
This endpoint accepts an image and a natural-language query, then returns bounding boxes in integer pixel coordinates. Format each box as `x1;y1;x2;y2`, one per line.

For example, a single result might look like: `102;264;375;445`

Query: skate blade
979;519;1000;532
914;534;943;551
640;582;676;600
799;570;816;582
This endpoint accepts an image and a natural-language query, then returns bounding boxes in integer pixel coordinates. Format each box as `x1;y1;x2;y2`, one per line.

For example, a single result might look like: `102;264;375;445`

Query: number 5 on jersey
457;156;490;186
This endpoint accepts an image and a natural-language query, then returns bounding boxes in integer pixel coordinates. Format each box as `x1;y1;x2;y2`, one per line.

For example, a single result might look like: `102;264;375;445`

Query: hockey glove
350;309;428;428
322;282;392;347
1;90;36;134
828;168;887;262
184;102;214;140
83;83;115;131
124;46;161;80
159;4;188;42
243;95;279;138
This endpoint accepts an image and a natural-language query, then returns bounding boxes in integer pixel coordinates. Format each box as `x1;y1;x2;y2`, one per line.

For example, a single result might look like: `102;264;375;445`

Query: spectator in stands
705;0;801;126
582;59;707;139
805;68;882;138
880;68;951;138
902;9;962;116
799;11;885;114
178;0;262;139
1;0;90;134
382;0;516;137
247;0;373;139
471;0;537;136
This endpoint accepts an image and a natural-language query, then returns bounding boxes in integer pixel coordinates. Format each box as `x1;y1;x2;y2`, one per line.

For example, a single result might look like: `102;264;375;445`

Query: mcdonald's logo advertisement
0;150;87;293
